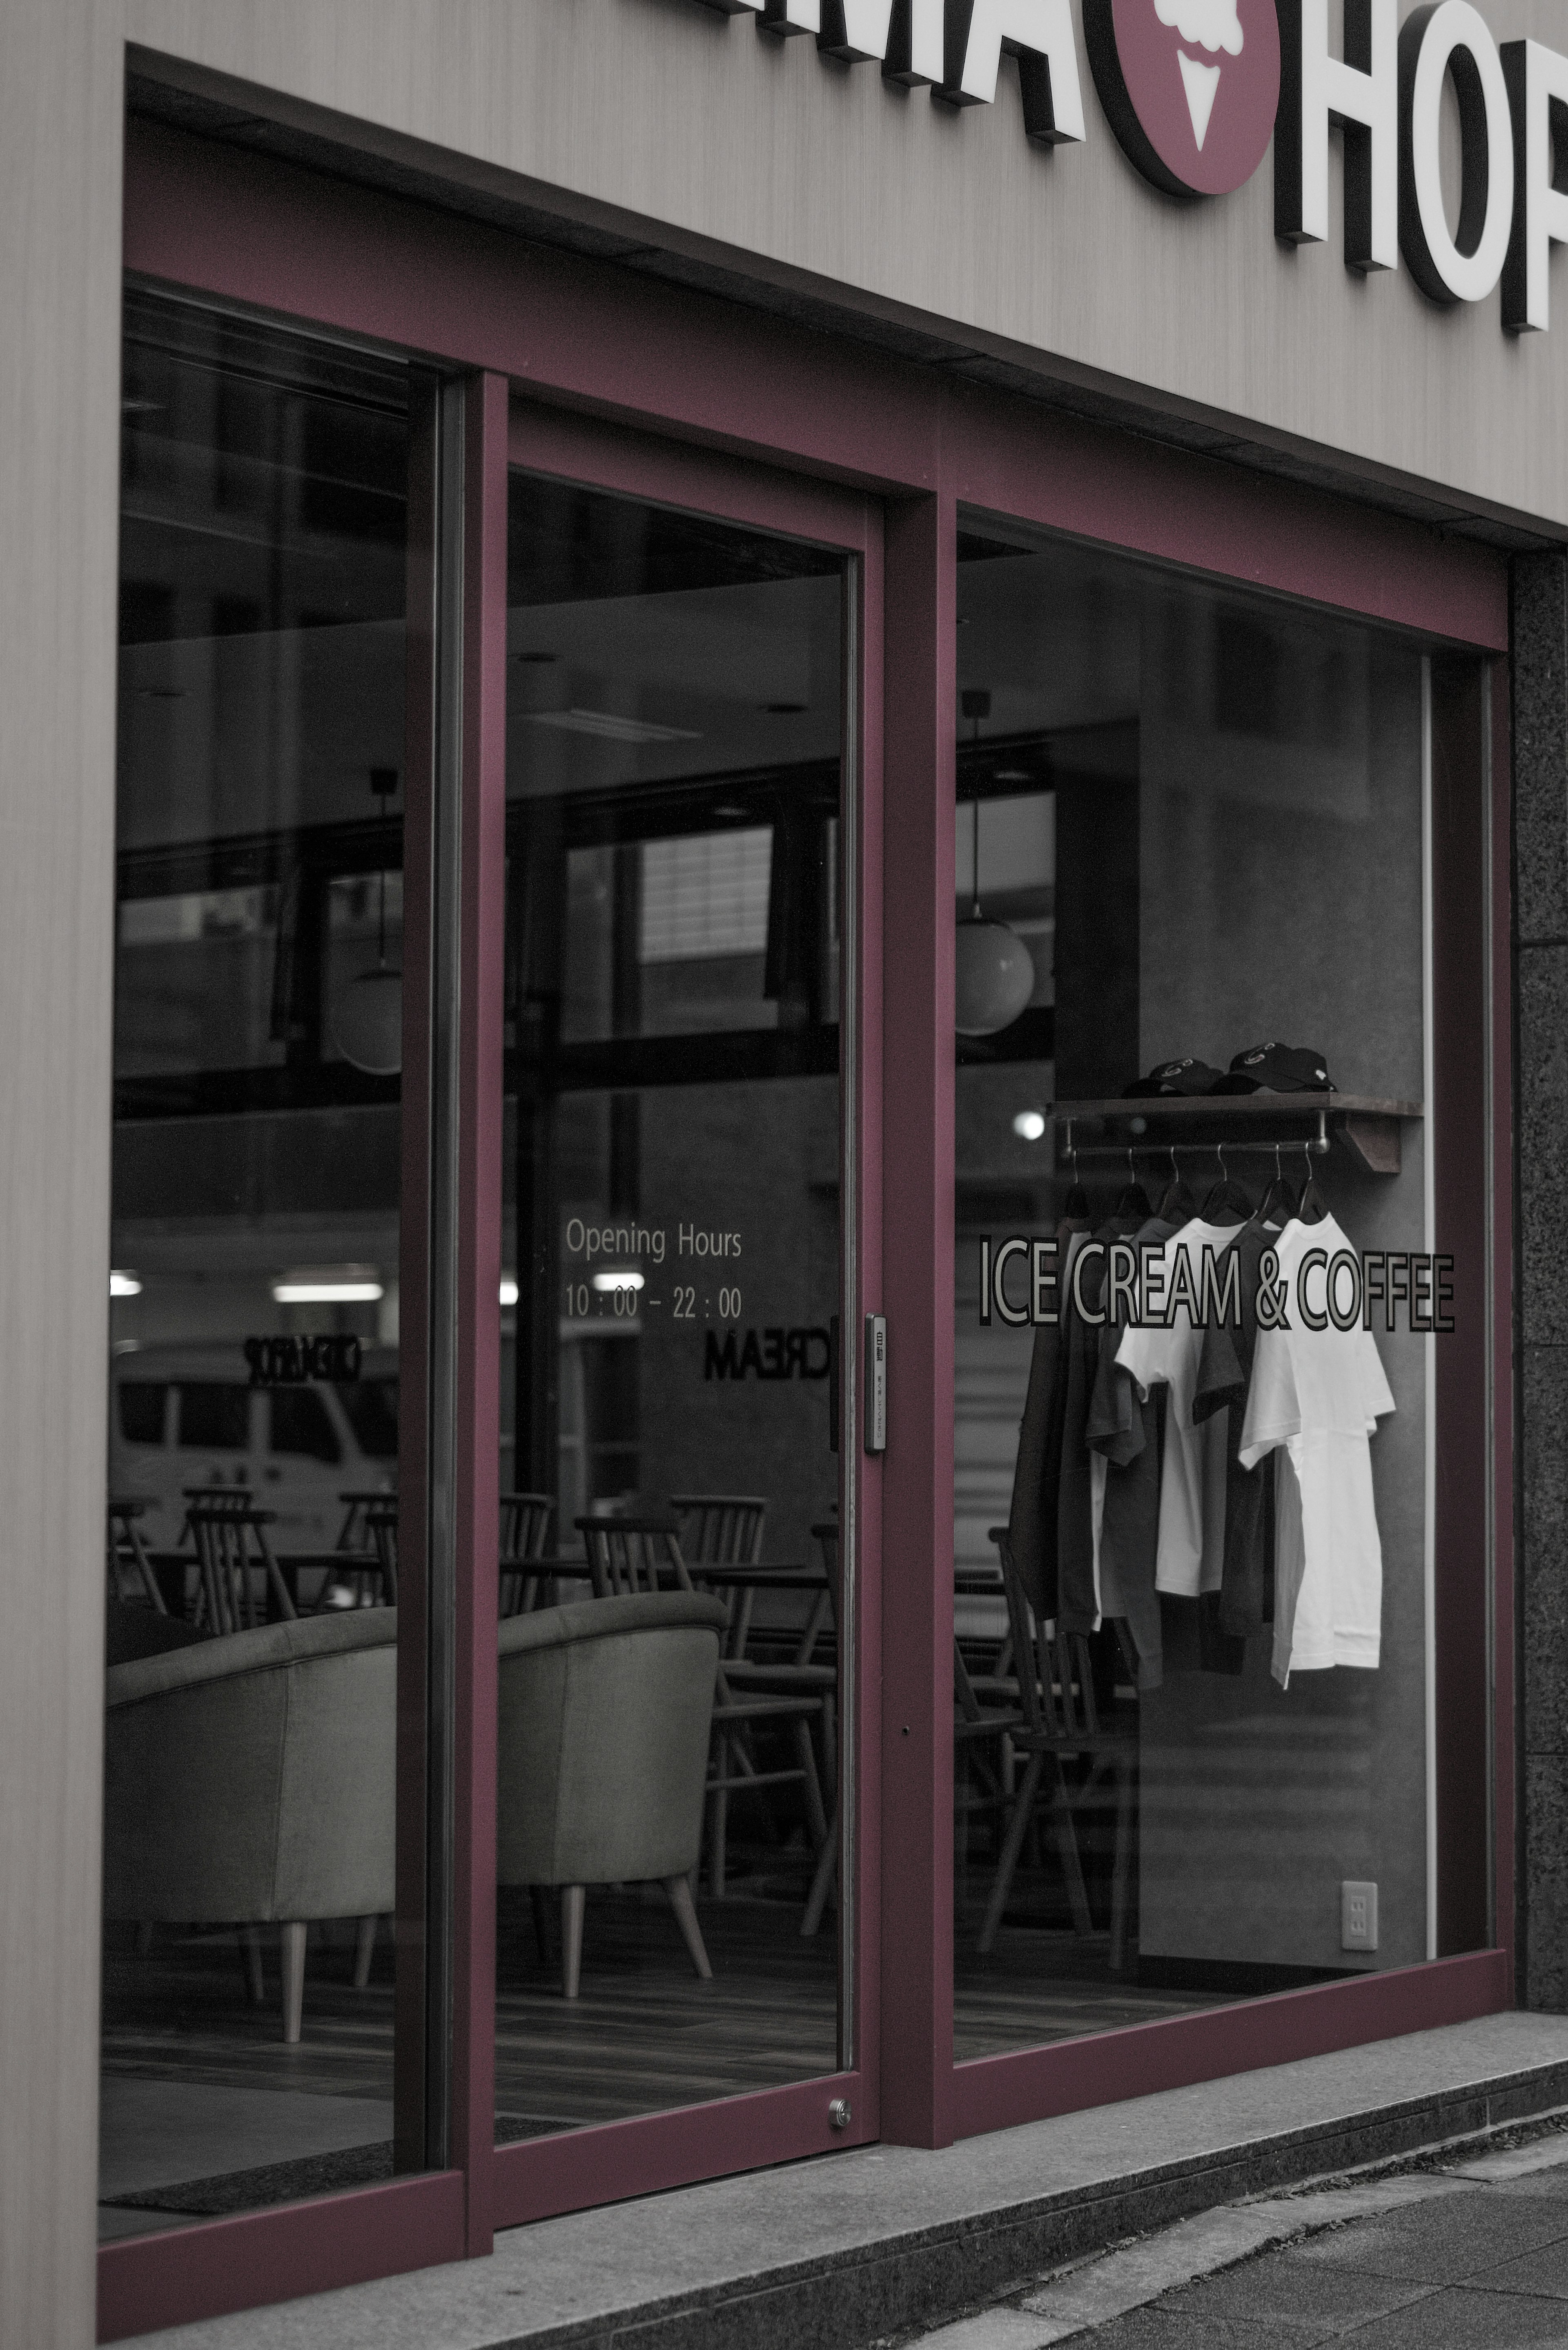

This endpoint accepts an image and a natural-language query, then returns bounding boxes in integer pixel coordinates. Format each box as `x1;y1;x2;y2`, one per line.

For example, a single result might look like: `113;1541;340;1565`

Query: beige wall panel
0;7;125;2345
122;0;1568;528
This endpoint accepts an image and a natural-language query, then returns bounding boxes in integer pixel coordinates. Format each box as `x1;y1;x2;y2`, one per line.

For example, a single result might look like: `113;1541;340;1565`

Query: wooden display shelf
1054;1094;1423;1177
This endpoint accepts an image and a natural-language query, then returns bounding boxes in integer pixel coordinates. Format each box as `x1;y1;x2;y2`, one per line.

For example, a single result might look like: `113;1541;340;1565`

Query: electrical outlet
1341;1880;1379;1952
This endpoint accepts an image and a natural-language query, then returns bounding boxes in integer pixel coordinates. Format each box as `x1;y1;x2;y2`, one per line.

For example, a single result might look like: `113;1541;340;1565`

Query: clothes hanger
1062;1138;1089;1223
1295;1137;1330;1226
1199;1139;1252;1226
1157;1144;1196;1226
1115;1146;1152;1219
1257;1139;1298;1228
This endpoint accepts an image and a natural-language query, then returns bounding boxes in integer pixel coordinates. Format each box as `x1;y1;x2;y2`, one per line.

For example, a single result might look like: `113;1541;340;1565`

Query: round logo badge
1084;0;1281;200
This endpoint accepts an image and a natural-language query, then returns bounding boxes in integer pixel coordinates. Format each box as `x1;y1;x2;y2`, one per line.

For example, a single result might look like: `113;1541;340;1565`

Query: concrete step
134;2011;1568;2349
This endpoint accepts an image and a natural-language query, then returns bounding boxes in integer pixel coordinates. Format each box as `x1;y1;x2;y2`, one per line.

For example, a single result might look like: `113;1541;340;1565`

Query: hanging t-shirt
1192;1215;1283;1641
1114;1218;1243;1599
1007;1223;1091;1618
1086;1213;1176;1688
1238;1212;1396;1685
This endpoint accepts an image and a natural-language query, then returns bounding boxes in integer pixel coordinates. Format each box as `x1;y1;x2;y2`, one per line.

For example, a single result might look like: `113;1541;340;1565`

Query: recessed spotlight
499;1276;519;1308
1012;1109;1048;1143
592;1271;645;1293
110;1271;142;1298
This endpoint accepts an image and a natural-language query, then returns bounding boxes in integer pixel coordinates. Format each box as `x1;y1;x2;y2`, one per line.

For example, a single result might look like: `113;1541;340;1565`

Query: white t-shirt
1238;1212;1396;1685
1114;1218;1241;1599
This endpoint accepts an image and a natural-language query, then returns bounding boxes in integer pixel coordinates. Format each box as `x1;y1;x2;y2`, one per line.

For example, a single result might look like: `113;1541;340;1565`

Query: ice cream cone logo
1155;0;1243;151
1085;0;1280;200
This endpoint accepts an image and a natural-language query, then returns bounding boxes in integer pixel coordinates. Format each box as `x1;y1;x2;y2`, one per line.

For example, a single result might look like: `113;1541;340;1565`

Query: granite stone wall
1513;549;1568;2011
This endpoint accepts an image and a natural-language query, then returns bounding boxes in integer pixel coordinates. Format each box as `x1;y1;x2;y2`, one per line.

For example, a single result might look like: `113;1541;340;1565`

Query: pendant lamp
956;689;1035;1039
334;767;403;1077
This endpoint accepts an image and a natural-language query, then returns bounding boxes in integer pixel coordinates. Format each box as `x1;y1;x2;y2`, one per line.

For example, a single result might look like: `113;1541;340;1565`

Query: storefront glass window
951;522;1447;2055
494;472;847;2131
100;293;424;2232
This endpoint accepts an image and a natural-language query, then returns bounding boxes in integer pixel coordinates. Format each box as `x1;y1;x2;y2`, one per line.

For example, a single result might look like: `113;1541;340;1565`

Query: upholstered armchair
103;1612;396;2042
497;1591;726;1998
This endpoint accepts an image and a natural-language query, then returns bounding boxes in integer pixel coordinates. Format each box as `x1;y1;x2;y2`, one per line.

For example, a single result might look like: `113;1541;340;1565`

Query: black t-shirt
1192;1216;1279;1641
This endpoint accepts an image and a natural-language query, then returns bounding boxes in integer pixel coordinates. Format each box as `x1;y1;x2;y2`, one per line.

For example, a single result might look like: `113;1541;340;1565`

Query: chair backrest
183;1490;287;1634
670;1495;766;1567
989;1527;1100;1743
500;1492;553;1562
104;1610;397;1926
575;1513;693;1599
496;1592;725;1889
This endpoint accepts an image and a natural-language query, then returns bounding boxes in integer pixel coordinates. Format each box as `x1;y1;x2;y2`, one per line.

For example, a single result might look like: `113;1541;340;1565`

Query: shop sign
687;0;1568;331
978;1233;1457;1330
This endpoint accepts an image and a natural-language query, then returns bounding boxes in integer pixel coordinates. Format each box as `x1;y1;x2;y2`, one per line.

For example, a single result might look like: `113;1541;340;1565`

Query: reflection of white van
108;1342;398;1551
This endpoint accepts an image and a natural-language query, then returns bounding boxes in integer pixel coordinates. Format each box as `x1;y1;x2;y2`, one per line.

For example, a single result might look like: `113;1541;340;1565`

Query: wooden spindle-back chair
183;1491;296;1635
980;1528;1137;1969
576;1511;827;1900
107;1497;168;1615
499;1491;555;1616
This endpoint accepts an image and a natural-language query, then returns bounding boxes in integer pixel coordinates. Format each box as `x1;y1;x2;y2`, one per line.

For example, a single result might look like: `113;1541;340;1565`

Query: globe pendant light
334;767;403;1077
956;691;1035;1039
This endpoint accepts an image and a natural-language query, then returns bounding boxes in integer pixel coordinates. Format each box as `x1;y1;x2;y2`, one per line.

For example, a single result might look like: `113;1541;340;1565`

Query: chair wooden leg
793;1718;829;1849
529;1886;553;1966
708;1739;730;1900
801;1804;838;1938
353;1915;376;1990
1109;1760;1135;1974
560;1884;586;1999
1051;1762;1094;1939
663;1875;713;1981
280;1921;307;2044
980;1752;1044;1953
239;1926;264;2004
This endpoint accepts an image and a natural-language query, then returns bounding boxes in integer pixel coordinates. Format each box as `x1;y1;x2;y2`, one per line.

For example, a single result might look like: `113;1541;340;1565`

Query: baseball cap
1209;1042;1332;1095
1123;1056;1228;1097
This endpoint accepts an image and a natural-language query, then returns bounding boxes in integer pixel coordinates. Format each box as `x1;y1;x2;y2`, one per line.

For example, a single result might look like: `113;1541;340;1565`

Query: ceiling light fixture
592;1270;645;1293
956;689;1036;1039
499;1276;519;1308
272;1268;384;1304
109;1271;142;1298
1012;1109;1049;1142
333;767;402;1077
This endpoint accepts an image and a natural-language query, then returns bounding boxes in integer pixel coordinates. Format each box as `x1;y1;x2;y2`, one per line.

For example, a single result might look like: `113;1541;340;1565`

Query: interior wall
0;8;126;2346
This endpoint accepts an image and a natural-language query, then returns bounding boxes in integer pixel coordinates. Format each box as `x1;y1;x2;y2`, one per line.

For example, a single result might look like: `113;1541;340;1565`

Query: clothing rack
1058;1108;1330;1161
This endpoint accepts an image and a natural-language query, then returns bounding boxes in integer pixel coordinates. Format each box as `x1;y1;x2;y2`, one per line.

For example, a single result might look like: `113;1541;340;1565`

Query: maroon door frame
104;105;1514;2338
490;401;886;2231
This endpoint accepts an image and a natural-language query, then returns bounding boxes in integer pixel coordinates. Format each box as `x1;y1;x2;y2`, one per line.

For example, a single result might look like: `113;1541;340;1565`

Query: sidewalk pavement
906;2123;1568;2347
132;2013;1568;2348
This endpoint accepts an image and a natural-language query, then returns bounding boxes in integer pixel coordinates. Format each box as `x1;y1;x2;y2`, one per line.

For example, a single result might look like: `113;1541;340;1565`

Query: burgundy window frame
102;106;1513;2341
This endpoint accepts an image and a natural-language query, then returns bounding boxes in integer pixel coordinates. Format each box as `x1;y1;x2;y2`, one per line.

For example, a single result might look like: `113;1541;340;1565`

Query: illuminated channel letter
1399;2;1513;305
1275;0;1398;271
1501;37;1568;332
937;0;1087;145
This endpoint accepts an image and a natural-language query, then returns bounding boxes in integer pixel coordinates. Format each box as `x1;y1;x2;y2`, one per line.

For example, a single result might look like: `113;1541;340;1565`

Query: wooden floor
100;1864;1232;2223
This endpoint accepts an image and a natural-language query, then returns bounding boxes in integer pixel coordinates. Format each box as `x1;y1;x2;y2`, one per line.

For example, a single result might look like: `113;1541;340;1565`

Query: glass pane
101;293;417;2237
497;472;846;2136
951;522;1445;2055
